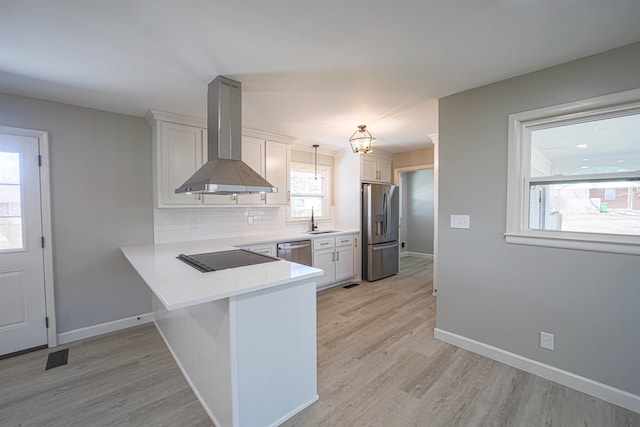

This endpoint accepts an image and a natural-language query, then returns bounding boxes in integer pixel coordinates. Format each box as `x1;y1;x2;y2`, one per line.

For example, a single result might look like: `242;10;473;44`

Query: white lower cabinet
312;235;355;289
240;243;277;257
335;243;354;282
313;245;335;288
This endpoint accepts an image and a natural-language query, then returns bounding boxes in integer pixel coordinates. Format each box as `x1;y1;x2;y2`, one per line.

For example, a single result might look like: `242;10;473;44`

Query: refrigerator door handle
371;241;399;251
382;188;388;236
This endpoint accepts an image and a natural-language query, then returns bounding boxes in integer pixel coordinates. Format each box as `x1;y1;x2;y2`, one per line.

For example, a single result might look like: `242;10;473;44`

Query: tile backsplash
153;206;316;244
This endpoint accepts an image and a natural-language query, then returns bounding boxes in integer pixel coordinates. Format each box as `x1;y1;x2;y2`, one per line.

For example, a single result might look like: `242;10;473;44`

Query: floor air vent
45;349;69;370
343;283;359;289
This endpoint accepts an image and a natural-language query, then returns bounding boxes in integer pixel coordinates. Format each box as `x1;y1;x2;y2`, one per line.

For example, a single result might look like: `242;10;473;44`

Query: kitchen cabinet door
237;137;266;205
360;155;392;183
377;158;392;183
313;248;335;288
335;245;354;282
241;243;277;257
265;141;289;205
360;156;378;182
159;122;204;206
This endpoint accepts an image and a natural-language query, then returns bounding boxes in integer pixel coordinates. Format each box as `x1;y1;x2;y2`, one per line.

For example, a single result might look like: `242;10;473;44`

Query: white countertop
121;239;324;311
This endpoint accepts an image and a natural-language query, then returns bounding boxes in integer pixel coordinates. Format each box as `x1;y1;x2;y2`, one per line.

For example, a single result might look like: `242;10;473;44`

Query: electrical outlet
247;216;253;225
540;331;554;350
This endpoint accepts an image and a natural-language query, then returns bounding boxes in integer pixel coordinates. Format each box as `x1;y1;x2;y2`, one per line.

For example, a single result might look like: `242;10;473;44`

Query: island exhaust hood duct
175;76;277;195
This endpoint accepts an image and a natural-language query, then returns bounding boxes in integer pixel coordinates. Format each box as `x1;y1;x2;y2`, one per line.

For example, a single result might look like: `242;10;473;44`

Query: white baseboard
57;312;154;345
434;328;640;414
401;251;433;259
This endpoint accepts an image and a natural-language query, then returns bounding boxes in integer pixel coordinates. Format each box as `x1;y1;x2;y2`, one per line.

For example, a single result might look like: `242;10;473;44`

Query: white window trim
505;88;640;256
287;161;332;222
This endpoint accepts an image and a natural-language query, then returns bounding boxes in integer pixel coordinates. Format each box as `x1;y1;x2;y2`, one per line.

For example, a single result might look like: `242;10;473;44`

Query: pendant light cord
313;144;319;179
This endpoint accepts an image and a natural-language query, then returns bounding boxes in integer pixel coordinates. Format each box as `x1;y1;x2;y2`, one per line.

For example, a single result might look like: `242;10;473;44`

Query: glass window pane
289;161;329;219
290;170;323;194
528;180;640;235
0;152;23;250
530;113;640;177
290;196;323;218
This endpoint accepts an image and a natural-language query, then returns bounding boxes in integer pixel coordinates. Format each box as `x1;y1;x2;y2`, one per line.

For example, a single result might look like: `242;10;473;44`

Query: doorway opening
397;166;435;260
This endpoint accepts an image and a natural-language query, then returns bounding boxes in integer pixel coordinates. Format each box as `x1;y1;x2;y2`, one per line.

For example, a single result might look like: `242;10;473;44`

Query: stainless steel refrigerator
362;183;399;281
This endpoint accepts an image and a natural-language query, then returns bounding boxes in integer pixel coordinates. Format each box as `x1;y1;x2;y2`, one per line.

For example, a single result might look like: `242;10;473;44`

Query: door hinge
41;236;45;248
38;154;42;167
45;317;49;328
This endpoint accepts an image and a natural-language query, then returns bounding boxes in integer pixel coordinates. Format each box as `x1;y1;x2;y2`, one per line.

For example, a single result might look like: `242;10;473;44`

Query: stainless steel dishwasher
277;240;312;266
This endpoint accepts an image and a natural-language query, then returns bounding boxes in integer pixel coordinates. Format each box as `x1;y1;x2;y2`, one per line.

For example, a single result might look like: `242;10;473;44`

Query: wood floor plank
1;255;638;426
284;256;640;427
0;324;213;427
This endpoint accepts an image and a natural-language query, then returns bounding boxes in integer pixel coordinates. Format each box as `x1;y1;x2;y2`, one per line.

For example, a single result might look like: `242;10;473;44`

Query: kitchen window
505;88;640;255
289;162;331;220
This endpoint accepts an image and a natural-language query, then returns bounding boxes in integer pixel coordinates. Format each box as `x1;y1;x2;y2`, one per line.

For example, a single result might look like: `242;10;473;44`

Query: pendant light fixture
349;125;375;154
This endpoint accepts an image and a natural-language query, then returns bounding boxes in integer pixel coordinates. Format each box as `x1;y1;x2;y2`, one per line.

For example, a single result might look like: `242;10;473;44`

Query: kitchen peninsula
121;239;323;427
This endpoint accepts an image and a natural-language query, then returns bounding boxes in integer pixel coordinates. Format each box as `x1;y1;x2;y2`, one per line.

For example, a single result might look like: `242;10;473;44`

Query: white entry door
0;133;48;356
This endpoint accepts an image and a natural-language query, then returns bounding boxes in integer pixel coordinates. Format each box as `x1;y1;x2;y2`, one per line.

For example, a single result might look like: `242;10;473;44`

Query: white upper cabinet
377;157;392;183
156;121;205;207
148;111;293;207
361;155;392;183
265;141;289;205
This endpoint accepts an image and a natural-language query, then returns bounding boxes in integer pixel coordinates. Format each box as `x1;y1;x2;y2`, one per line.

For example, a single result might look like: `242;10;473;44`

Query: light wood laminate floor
1;256;638;426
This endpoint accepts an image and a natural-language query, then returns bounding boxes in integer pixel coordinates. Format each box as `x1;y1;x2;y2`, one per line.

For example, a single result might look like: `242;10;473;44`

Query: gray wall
436;42;640;396
402;169;434;254
0;93;153;333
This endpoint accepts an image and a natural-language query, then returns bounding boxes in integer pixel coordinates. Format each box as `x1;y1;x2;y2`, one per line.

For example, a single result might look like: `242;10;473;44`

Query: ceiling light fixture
349;125;376;154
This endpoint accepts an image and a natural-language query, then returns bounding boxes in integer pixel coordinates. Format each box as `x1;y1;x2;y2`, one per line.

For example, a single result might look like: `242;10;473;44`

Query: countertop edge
163;269;324;310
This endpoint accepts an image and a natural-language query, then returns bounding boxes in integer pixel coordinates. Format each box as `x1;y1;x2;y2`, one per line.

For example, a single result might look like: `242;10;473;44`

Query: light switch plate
450;214;470;229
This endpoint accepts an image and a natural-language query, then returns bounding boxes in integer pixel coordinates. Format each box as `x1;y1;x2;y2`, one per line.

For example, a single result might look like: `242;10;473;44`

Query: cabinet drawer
335;235;354;247
313;238;334;250
247;244;277;257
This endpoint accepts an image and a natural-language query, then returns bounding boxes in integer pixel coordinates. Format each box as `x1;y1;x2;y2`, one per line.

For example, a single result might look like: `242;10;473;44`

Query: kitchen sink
306;230;340;234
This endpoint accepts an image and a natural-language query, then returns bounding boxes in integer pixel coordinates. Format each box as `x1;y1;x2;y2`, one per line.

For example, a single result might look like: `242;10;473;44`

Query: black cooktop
177;249;280;273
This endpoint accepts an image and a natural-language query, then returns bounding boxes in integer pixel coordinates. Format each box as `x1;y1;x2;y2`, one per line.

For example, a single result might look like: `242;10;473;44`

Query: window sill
505;232;640;256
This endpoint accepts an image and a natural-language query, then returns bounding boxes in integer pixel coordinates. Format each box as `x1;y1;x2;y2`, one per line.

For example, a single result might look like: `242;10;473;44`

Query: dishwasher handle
277;242;311;251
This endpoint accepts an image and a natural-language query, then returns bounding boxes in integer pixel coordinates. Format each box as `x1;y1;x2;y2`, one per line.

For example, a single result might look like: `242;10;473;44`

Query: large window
506;89;640;255
289;162;331;220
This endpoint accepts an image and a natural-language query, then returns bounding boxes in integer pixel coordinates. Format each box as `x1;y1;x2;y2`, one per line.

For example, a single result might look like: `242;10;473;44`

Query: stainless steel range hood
175;76;277;195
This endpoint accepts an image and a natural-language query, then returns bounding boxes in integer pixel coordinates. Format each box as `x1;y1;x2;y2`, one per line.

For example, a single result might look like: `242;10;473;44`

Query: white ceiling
1;1;639;153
